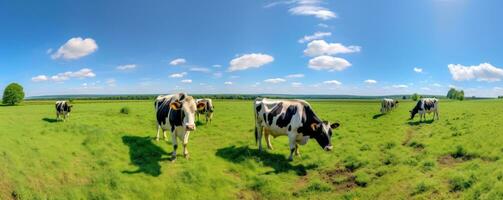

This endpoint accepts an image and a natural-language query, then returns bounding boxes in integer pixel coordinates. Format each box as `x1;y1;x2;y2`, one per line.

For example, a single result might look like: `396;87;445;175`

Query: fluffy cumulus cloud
288;0;336;20
51;37;98;60
224;81;233;85
286;73;305;78
323;80;342;85
304;40;361;57
448;63;503;82
413;67;423;73
364;79;377;84
298;32;331;43
229;53;274;71
264;78;286;84
116;64;137;71
308;55;351;71
392;84;408;88
181;79;192;83
32;68;96;82
169;58;186;66
169;72;187;78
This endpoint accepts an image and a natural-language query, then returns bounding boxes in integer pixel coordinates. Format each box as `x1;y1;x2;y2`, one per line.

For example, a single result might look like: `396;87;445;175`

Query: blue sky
1;0;503;97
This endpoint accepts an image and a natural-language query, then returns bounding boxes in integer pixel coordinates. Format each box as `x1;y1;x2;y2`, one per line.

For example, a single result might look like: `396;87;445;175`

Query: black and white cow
55;101;73;121
410;98;439;121
380;98;399;113
196;98;214;124
254;98;340;161
155;93;197;160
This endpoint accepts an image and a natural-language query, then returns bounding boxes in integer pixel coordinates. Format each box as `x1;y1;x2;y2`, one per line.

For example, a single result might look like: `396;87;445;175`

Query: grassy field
1;99;503;199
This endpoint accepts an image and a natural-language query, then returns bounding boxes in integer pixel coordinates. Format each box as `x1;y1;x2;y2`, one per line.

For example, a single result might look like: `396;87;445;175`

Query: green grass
1;99;503;199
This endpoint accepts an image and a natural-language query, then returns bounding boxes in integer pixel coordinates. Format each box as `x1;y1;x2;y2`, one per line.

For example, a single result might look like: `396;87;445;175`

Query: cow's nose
324;145;333;151
186;124;195;131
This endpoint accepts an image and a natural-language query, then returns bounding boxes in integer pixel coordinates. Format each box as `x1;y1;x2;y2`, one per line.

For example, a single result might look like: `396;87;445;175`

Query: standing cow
380;98;399;113
410;98;439;121
254;98;340;161
55;101;73;121
196;98;214;124
155;93;197;160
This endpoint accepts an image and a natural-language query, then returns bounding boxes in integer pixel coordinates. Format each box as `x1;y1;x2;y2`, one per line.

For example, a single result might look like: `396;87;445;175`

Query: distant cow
55;101;73;121
254;98;340;161
155;93;197;160
410;98;439;121
196;98;214;124
380;98;399;113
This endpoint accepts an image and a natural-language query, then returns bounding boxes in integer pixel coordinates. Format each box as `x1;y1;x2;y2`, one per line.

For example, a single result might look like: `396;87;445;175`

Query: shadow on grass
216;145;318;176
407;119;435;126
121;136;169;177
372;113;385;119
196;121;205;126
42;118;59;123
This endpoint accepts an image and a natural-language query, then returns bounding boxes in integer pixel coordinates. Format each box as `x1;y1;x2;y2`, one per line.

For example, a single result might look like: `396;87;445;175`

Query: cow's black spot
255;104;262;113
179;93;186;101
276;105;297;128
267;102;283;126
263;113;267;123
298;105;322;138
169;109;183;127
156;98;171;126
288;125;291;131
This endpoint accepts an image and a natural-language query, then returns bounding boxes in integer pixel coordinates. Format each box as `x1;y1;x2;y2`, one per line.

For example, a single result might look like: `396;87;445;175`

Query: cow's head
170;94;197;131
310;121;340;151
409;109;418;120
68;105;73;112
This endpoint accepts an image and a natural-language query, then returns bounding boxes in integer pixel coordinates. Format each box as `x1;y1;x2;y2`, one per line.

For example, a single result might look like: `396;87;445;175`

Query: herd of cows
54;93;440;161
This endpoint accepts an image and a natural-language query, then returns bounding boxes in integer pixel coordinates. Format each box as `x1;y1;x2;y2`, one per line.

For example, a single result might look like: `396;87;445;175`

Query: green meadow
1;99;503;199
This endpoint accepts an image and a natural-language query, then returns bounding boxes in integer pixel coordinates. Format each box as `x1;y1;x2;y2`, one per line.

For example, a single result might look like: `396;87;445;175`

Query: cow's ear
197;102;205;109
170;102;182;110
330;123;340;129
310;123;318;131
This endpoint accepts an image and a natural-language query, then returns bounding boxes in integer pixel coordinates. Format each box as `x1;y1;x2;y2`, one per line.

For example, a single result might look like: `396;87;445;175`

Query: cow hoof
184;154;189;159
288;157;294;162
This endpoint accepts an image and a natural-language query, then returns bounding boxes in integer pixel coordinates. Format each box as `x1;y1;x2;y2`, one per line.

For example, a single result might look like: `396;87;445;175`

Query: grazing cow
196;98;214;124
380;98;399;113
155;93;197;160
254;98;340;161
55;101;72;121
410;98;439;121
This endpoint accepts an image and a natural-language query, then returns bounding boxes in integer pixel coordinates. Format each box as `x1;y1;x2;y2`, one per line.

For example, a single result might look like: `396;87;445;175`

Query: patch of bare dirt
321;168;357;191
437;155;464;166
236;189;261;200
402;129;414;146
0;171;15;200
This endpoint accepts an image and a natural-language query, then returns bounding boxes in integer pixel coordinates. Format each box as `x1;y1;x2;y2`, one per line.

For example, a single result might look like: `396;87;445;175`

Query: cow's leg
163;130;168;141
182;132;190;158
205;113;209;124
256;126;263;152
171;131;178;160
295;143;300;156
208;113;213;124
287;133;296;161
156;126;161;141
264;130;273;150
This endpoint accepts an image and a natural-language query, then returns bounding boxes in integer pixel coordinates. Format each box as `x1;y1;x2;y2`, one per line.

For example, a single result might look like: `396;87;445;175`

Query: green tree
2;83;25;105
411;93;420;101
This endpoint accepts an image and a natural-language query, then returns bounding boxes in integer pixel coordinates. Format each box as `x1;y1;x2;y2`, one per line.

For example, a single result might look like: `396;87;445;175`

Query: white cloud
318;23;329;28
413;67;423;73
308;55;351;71
51;37;98;60
323;80;342;85
298;32;331;43
181;79;192;83
229;53;274;71
289;0;336;20
264;78;286;84
304;40;361;57
448;63;503;82
291;82;302;87
190;67;210;72
116;64;137;71
212;64;222;68
364;79;377;84
31;75;48;82
224;81;233;85
286;73;305;78
432;83;442;87
169;58;186;66
392;84;408;88
169;72;187;78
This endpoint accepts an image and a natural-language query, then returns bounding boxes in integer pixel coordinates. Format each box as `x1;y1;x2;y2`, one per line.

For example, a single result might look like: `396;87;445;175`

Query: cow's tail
255;126;259;145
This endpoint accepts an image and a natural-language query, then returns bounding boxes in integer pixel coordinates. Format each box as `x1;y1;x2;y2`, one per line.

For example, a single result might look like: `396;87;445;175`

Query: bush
120;107;130;114
449;173;476;192
411;93;421;101
2;83;25;105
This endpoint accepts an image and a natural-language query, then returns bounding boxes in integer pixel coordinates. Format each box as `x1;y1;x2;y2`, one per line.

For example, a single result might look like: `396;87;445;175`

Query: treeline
447;88;465;101
499;96;503;99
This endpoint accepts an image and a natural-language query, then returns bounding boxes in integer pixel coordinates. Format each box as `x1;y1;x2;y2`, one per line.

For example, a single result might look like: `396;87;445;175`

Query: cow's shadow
42;118;59;123
372;113;385;119
215;145;318;176
121;136;169;177
407;119;435;126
